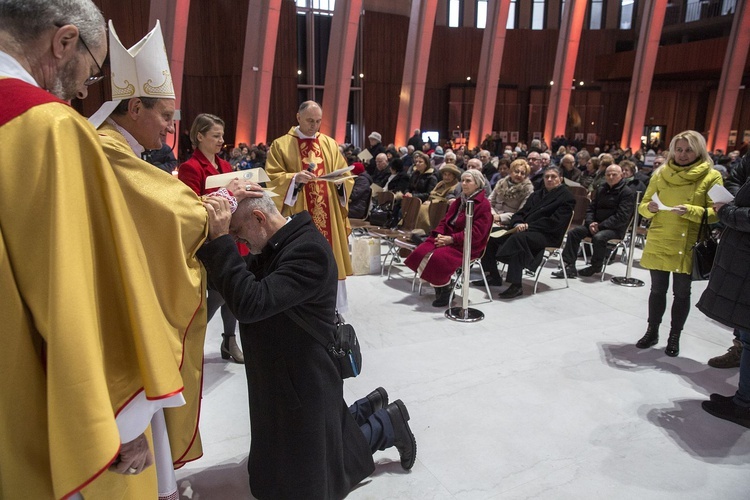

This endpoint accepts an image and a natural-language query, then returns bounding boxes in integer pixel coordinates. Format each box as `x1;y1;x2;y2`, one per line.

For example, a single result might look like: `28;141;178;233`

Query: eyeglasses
78;34;105;86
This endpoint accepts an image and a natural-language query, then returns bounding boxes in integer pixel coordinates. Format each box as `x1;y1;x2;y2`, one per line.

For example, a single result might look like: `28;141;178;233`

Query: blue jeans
735;329;750;408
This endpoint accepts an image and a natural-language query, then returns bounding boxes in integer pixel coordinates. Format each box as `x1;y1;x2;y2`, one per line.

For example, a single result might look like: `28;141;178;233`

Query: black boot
432;285;452;307
636;324;659;349
221;333;245;364
665;329;681;357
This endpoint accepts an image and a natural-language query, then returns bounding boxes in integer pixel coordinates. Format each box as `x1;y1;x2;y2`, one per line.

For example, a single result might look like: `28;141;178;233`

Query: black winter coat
386;171;411;194
508;184;576;247
197;212;374;499
407;168;438;201
697;176;750;331
348;172;372;219
586;180;635;238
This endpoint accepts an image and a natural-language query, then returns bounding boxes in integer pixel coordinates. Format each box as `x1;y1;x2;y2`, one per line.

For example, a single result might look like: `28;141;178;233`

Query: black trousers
562;225;619;269
647;270;692;332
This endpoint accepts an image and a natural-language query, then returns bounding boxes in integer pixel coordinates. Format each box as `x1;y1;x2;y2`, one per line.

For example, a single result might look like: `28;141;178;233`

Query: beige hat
440;164;462;179
368;131;382;142
89;20;174;127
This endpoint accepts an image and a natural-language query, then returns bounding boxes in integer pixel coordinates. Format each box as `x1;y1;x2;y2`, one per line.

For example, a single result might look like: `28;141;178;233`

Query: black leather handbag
368;204;392;228
691;209;718;280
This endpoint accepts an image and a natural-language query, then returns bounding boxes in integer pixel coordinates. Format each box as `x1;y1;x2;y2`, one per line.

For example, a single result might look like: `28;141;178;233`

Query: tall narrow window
449;0;462;27
531;0;545;30
589;0;604;29
619;0;634;29
685;0;701;22
507;0;517;29
477;0;488;29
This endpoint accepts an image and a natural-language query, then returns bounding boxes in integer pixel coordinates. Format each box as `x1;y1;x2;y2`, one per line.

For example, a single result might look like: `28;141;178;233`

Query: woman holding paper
635;130;723;357
178;114;245;364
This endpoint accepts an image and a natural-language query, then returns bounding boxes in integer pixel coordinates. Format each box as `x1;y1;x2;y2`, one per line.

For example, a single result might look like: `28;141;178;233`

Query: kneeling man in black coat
198;192;416;499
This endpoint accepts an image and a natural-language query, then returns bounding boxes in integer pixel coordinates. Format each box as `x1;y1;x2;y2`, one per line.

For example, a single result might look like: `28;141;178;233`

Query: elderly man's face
133;98;176;150
527;153;542;172
375;154;388;170
230;209;269;255
479;152;491;164
467;158;482;171
297;105;322;137
53;31;107;101
605;165;623;187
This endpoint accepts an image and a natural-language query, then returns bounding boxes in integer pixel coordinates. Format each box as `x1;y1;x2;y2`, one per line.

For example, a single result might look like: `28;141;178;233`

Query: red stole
0;78;65;127
296;137;334;246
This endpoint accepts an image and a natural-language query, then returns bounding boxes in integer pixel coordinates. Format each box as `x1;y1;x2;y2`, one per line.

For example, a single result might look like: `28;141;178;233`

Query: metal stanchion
611;191;645;287
446;200;484;322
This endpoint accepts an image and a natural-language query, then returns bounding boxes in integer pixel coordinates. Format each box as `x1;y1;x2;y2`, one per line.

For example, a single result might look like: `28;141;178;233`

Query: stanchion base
611;276;645;287
445;307;484;322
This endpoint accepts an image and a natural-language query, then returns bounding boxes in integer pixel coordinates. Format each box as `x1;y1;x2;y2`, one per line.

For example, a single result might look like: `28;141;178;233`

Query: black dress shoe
432;285;452;307
702;399;750;428
366;387;389;414
498;284;523;299
710;393;735;404
471;276;503;287
577;266;601;277
551;267;577;279
385;400;417;470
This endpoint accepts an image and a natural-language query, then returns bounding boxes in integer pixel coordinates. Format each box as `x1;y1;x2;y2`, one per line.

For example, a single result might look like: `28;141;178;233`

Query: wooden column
236;0;283;146
708;0;750;153
394;0;438;147
150;0;190;155
320;0;363;143
543;0;588;145
620;0;668;153
469;0;512;149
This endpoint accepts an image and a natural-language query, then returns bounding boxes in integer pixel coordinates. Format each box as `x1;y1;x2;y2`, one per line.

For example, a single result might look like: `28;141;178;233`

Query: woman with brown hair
488;159;534;225
178;113;245;363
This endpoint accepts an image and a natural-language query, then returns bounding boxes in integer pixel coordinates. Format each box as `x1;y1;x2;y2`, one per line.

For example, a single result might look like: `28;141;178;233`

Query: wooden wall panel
267;0;299;142
362;10;409;145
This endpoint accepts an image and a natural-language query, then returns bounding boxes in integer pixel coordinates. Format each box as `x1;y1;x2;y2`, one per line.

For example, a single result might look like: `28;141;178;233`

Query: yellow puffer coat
638;159;723;274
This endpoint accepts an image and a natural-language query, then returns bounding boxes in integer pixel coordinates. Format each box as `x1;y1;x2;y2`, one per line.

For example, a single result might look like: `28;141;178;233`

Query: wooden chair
571;195;590;228
568;185;589;198
369;196;422;277
428;201;449;230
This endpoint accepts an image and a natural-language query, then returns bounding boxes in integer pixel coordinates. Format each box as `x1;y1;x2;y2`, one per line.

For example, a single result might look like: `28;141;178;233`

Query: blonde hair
509;159;529;176
667;130;711;166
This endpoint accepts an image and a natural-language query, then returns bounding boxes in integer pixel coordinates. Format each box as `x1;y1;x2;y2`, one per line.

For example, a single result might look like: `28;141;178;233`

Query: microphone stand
446;200;485;322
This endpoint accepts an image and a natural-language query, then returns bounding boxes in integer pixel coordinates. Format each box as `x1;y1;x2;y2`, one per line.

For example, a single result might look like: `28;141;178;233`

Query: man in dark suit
198;193;416;499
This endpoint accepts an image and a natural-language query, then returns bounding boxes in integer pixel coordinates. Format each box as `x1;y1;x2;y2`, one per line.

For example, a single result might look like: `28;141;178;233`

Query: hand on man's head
203;196;232;241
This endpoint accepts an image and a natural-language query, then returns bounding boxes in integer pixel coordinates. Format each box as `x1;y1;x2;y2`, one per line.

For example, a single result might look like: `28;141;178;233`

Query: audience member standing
178;113;245;364
698;158;750;427
635;131;723;357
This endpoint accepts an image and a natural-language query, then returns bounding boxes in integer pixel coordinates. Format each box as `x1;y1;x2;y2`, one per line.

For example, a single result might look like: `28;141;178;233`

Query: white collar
295;126;317;140
0;50;39;87
105;117;145;158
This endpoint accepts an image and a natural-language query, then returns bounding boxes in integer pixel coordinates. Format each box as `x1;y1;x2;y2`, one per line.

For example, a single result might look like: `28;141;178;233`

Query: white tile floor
175;243;750;499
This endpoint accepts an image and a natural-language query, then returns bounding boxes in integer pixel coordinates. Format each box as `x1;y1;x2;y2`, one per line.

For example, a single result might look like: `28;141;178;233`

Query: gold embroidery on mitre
143;70;174;96
111;72;136;98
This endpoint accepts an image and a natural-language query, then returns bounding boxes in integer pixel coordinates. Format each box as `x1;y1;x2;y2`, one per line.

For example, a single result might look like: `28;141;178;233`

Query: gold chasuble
96;123;209;467
0;79;198;499
266;129;354;279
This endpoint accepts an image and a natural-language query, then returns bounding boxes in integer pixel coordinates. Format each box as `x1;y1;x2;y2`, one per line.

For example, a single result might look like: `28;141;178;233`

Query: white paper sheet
708;184;735;204
651;192;673;211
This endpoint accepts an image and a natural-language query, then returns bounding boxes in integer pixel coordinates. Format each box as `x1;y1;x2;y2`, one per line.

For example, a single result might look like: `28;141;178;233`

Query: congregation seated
489;158;510;189
348;162;372;220
415;164;462;232
579;156;599;190
402;151;438;202
453;158;491;198
478;166;575;299
488;159;534;225
560;153;582;183
552;164;635;279
384;158;410;194
372;153;391;187
405;170;493;307
620;160;648;195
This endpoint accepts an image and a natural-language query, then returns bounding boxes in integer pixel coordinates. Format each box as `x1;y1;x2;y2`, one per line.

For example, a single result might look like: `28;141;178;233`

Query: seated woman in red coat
405;170;493;308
